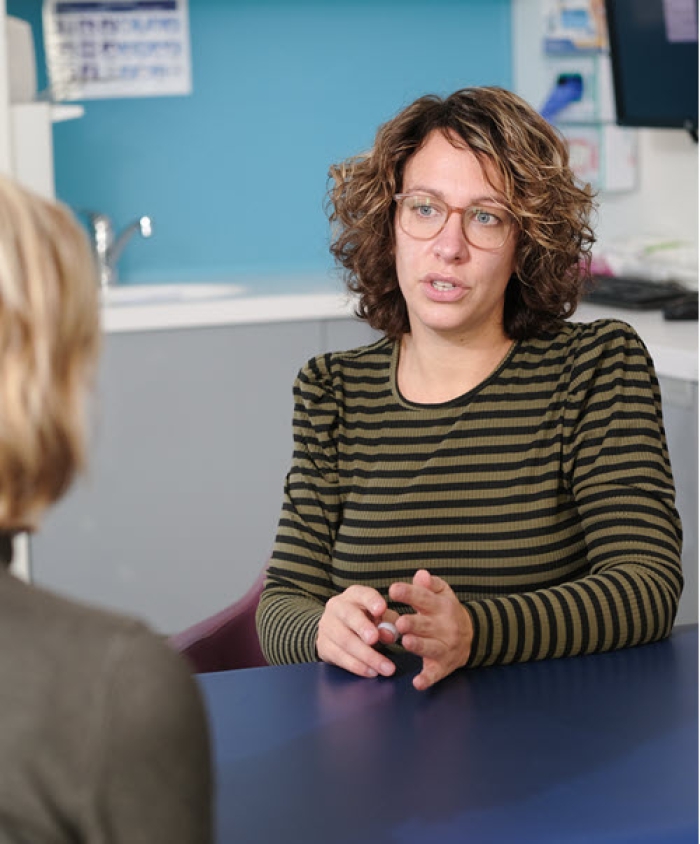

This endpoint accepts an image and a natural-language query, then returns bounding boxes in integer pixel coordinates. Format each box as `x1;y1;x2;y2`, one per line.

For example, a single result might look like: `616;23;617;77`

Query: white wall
512;0;698;264
0;4;13;175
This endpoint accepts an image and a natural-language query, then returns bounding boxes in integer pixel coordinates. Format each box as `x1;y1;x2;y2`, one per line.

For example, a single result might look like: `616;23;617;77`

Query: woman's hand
390;569;473;691
316;586;398;679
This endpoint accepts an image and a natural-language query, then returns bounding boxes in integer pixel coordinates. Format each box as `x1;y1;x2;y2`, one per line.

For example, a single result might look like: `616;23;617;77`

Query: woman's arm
256;353;342;664
257;353;399;677
464;323;683;668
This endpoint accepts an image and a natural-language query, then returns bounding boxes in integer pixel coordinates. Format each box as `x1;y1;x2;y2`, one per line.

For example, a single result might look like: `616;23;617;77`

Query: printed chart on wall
43;0;192;100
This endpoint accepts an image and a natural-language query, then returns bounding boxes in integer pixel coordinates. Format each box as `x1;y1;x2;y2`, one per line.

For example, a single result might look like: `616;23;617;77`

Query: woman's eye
409;198;443;218
472;208;501;226
409;201;433;216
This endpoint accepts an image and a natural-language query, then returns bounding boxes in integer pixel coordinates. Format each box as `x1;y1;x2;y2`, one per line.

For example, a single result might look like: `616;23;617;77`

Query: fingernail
380;661;394;676
363;629;374;644
366;668;378;678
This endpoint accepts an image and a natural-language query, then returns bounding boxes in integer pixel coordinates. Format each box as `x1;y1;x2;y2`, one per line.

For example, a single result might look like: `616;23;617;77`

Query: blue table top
198;625;698;844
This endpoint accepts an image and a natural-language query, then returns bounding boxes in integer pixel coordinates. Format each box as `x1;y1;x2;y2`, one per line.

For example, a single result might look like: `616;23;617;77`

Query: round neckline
389;338;518;410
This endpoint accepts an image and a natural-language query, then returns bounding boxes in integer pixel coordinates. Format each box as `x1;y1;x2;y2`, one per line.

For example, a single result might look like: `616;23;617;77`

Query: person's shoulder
514;319;654;392
562;316;641;343
296;336;393;387
0;570;209;785
530;316;637;343
0;571;196;701
525;318;647;359
564;317;651;364
0;567;134;641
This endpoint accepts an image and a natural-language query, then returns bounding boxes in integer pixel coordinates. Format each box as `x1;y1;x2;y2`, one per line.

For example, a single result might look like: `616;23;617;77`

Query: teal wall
8;0;512;287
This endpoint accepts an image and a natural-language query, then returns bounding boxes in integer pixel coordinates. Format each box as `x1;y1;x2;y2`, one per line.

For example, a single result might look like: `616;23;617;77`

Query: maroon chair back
169;568;268;673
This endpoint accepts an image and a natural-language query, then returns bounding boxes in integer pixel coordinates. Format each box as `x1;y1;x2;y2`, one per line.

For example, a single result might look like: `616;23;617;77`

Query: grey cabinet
659;376;698;626
30;319;358;632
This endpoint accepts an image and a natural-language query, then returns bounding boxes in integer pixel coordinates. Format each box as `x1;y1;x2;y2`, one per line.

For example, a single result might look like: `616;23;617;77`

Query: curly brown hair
327;86;596;341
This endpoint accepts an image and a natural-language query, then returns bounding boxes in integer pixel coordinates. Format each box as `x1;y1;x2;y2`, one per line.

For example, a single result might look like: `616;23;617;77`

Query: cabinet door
30;321;324;633
659;376;698;626
321;316;383;352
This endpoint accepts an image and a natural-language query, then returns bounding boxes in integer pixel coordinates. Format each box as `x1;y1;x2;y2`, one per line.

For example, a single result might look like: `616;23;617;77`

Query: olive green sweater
257;319;683;669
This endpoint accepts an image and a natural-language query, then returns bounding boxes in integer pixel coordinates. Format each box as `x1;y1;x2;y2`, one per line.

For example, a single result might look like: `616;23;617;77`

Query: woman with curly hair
256;87;682;691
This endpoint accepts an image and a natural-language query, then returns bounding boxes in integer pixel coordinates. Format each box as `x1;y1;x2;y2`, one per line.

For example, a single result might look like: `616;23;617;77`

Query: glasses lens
398;195;447;239
463;206;511;249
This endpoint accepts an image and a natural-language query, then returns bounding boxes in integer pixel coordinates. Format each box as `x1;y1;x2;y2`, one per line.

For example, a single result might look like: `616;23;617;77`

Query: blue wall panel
8;0;512;287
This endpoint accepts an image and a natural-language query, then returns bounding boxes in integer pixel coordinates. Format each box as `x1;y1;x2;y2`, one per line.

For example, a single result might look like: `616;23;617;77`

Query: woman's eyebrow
401;186;506;206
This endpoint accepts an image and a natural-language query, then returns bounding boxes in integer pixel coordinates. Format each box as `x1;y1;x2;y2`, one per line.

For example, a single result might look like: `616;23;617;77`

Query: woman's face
394;130;517;345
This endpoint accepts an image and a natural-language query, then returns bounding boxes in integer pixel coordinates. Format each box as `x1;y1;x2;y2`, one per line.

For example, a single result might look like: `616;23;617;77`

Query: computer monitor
604;0;698;137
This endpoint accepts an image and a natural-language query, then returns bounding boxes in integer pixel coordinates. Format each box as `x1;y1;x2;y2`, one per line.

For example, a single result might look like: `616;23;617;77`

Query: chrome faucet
85;212;153;289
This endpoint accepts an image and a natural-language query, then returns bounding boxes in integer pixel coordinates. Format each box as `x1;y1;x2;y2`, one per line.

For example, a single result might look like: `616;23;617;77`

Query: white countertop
101;285;698;383
574;302;698;382
102;289;357;333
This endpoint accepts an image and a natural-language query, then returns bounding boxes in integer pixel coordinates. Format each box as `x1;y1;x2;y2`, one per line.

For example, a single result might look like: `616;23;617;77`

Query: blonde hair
0;176;100;531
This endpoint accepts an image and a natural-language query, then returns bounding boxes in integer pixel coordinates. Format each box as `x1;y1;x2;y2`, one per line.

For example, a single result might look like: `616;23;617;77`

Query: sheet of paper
663;0;698;44
43;0;192;100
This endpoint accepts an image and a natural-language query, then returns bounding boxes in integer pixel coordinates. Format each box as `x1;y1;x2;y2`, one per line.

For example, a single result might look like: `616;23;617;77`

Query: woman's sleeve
256;353;342;665
95;625;213;843
466;322;683;668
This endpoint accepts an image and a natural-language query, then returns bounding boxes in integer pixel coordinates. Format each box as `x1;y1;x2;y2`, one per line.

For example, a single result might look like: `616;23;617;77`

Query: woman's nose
433;211;468;262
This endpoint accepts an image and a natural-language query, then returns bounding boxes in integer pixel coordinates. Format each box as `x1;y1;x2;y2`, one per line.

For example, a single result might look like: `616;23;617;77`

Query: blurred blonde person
0;176;212;843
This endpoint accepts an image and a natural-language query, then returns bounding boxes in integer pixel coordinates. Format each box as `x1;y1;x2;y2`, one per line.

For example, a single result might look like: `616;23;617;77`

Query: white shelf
50;103;84;122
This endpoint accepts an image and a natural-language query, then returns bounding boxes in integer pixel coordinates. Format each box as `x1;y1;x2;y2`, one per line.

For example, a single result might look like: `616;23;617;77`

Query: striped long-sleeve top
256;318;683;669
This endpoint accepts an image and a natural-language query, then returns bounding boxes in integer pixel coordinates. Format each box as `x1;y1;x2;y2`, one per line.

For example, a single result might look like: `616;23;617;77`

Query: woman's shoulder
565;317;652;365
0;570;197;702
510;318;656;394
296;335;394;387
562;316;642;342
522;317;648;362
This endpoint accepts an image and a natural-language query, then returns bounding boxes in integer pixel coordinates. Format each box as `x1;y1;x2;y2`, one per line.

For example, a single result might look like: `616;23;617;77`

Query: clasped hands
316;569;473;691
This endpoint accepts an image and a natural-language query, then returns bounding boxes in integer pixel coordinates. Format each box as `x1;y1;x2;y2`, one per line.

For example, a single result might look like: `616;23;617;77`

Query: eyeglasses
394;193;513;250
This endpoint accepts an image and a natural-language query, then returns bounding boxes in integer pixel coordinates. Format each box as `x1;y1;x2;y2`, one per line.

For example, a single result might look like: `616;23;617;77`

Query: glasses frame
393;193;514;251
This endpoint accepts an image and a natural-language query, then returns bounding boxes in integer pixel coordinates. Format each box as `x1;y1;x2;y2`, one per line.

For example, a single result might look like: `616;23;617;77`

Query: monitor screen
604;0;698;133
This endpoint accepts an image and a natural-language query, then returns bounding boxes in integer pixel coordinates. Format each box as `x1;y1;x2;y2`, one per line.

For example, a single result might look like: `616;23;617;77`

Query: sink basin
102;283;247;307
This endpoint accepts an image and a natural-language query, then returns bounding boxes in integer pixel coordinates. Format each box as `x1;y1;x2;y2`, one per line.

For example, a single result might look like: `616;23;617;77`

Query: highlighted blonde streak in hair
0;177;100;530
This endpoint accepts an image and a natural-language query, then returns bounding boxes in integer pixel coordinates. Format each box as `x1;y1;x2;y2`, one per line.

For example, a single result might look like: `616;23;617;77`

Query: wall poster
43;1;192;101
541;0;608;54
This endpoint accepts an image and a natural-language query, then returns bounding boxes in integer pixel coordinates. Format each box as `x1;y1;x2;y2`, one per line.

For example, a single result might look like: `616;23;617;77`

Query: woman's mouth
422;276;467;302
431;279;457;291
